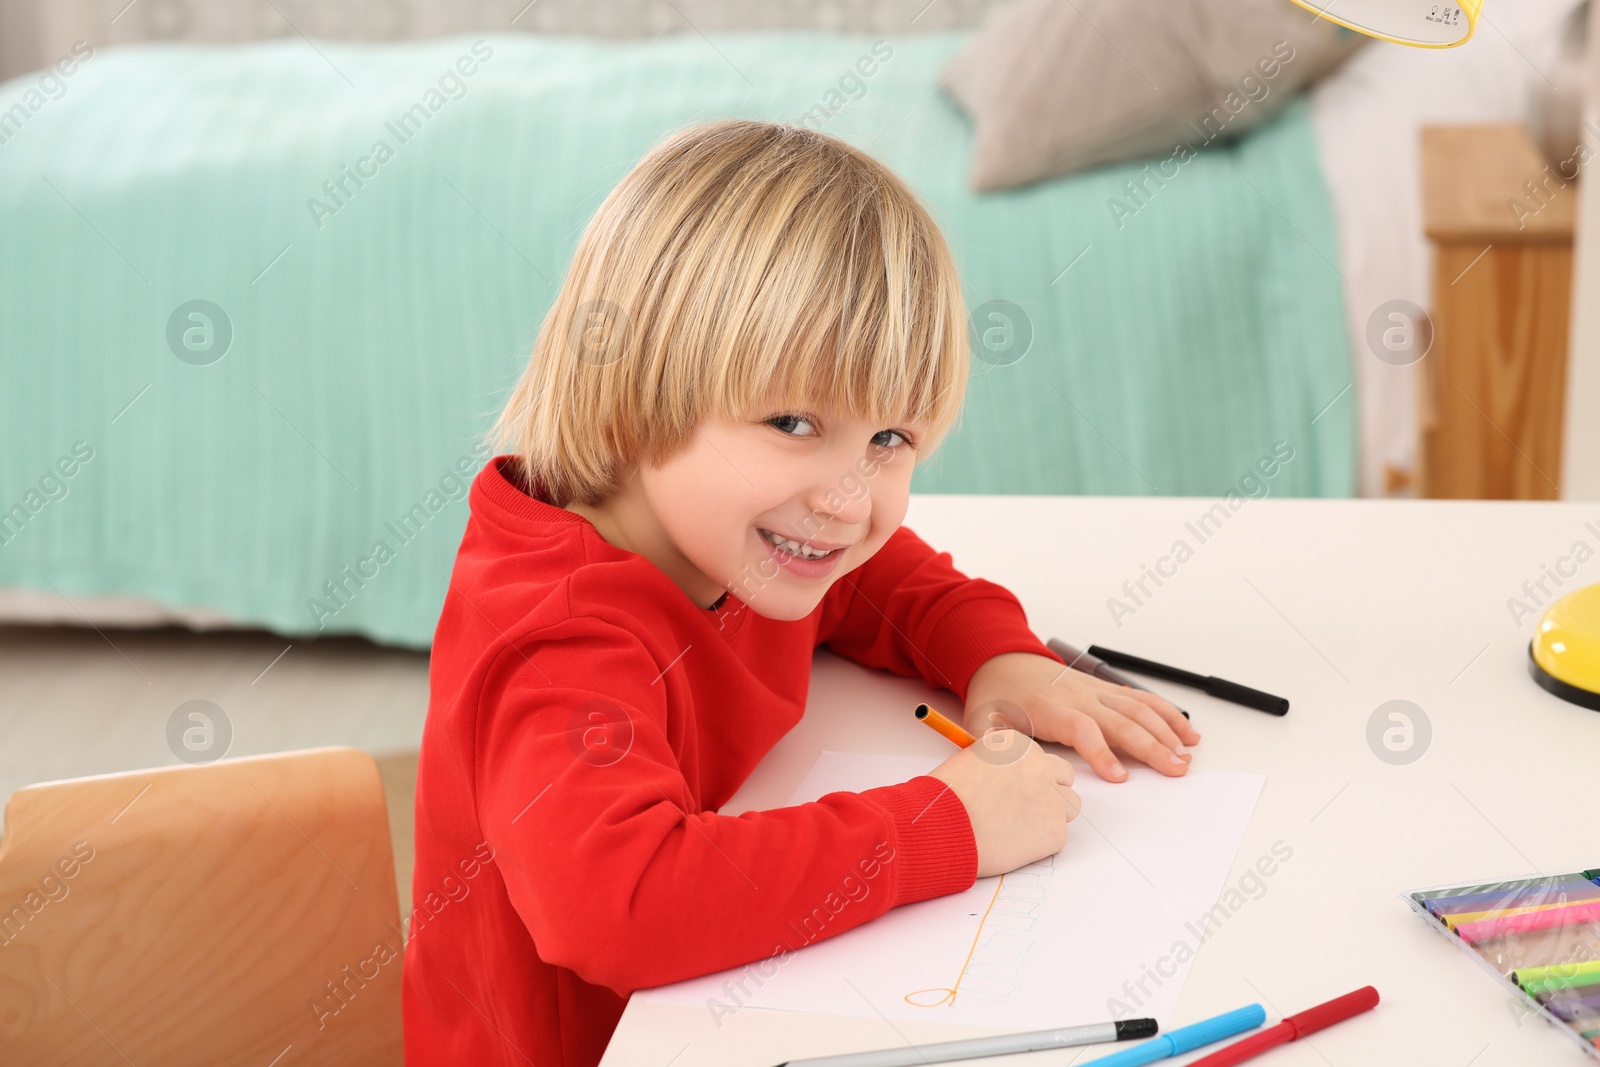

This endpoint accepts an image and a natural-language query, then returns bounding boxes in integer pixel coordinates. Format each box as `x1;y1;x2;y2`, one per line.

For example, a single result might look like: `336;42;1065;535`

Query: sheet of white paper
646;750;1265;1030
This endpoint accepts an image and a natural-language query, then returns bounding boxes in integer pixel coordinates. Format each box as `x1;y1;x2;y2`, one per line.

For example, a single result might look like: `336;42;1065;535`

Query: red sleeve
817;524;1064;704
473;617;978;997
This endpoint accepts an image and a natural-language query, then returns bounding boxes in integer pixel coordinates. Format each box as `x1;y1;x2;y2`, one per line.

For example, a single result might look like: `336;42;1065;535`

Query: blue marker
1076;1004;1266;1067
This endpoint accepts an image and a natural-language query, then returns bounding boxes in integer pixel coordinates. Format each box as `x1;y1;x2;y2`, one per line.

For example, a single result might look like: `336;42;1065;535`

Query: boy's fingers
979;727;1037;767
1060;713;1126;781
1115;684;1200;744
1103;714;1190;776
1102;693;1189;758
1058;784;1083;822
1048;752;1076;787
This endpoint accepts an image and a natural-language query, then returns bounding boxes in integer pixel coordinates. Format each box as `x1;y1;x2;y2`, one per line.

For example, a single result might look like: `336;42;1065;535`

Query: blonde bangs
488;119;969;507
710;174;966;447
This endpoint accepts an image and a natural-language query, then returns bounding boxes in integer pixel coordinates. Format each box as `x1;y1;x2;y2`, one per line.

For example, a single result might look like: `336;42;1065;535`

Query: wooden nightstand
1419;123;1577;499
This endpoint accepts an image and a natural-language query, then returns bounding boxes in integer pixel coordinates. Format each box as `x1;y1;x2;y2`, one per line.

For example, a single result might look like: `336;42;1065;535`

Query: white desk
602;495;1600;1066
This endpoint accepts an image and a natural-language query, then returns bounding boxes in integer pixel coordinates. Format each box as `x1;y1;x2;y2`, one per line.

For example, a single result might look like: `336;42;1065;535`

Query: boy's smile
564;405;925;620
755;526;848;576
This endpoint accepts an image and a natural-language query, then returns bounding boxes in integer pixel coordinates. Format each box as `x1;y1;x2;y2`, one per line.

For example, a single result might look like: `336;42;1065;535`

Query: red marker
1184;987;1379;1067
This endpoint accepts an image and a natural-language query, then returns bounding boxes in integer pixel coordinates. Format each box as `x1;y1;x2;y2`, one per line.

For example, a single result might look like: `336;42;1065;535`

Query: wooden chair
0;747;404;1065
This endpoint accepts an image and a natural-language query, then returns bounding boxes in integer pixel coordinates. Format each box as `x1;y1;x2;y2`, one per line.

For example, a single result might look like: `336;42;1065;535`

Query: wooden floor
0;623;428;917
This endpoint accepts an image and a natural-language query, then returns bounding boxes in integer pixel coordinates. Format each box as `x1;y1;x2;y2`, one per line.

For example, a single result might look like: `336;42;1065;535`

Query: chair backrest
0;747;403;1066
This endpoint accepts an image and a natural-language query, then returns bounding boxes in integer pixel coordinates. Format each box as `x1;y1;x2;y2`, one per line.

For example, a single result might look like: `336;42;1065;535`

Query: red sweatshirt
402;455;1064;1067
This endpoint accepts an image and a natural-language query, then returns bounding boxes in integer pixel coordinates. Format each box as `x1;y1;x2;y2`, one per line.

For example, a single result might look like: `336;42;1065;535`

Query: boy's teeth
762;529;834;560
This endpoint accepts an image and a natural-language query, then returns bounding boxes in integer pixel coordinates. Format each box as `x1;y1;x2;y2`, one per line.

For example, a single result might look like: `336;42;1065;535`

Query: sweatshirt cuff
920;585;1064;703
859;774;978;907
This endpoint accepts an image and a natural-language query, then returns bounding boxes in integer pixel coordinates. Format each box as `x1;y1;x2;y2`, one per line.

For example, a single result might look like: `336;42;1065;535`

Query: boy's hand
927;730;1080;877
962;651;1201;782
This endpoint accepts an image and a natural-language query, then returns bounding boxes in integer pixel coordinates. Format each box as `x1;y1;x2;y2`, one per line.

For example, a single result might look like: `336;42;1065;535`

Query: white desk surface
602;495;1600;1067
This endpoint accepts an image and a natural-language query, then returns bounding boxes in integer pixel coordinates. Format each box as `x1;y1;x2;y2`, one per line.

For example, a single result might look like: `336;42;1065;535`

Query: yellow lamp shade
1529;582;1600;712
1287;0;1481;48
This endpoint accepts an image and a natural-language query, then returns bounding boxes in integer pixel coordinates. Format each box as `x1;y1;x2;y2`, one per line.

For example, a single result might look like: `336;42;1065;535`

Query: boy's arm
474;617;977;997
817;524;1063;704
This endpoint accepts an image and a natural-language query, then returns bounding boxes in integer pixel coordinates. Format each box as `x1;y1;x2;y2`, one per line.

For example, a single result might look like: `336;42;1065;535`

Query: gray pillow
941;0;1365;191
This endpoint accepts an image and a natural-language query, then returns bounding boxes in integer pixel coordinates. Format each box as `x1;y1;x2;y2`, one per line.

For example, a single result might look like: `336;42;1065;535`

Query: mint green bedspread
0;34;1354;647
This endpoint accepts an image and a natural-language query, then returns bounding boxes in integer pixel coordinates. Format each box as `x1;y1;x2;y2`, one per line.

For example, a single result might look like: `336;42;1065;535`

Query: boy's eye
768;413;817;437
872;429;912;450
767;413;915;450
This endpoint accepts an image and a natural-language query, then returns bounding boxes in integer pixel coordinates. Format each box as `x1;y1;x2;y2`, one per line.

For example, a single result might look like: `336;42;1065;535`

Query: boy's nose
804;477;872;531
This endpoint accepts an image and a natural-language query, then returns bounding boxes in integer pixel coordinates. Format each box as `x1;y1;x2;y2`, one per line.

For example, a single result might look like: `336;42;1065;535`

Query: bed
0;0;1583;646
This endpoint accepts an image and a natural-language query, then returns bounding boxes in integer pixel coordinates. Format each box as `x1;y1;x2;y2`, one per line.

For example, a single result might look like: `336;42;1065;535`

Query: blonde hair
486;118;969;507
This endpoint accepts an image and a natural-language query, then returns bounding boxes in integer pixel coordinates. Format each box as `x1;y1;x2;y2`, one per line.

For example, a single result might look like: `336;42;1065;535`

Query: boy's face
629;406;925;620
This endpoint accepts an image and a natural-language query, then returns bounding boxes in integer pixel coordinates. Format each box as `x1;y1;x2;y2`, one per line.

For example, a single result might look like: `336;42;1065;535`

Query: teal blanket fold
0;34;1354;647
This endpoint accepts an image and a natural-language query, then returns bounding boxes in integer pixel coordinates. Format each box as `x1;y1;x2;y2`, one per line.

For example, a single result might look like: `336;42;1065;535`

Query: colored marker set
1406;866;1600;1060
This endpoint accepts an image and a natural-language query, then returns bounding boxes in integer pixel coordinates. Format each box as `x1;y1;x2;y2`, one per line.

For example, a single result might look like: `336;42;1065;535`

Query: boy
403;119;1198;1067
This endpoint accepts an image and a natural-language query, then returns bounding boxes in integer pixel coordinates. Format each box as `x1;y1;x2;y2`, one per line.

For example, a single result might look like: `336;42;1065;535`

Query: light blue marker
1076;1004;1266;1067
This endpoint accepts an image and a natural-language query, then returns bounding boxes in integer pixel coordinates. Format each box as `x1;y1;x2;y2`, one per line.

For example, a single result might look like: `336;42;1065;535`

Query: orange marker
915;703;977;748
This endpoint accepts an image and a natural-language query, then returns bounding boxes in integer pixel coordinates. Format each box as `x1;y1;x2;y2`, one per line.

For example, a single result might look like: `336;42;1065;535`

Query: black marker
1047;638;1190;720
1087;645;1289;716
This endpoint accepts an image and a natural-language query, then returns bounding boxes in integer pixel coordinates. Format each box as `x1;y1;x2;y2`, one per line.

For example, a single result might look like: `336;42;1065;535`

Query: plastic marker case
1404;866;1600;1060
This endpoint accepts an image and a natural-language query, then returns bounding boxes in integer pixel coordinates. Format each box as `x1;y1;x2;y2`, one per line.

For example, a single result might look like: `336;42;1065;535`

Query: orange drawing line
904;872;1007;1008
